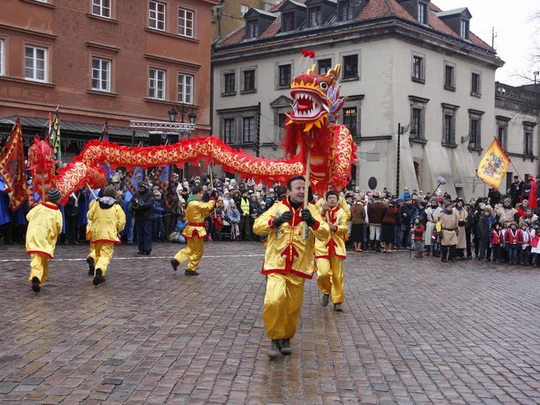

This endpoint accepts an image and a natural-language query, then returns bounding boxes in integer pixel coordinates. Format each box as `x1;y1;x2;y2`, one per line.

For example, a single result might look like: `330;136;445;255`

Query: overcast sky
434;0;540;86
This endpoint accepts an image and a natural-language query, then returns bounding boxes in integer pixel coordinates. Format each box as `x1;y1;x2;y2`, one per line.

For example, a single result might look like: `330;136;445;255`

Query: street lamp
168;102;197;125
534;71;539;86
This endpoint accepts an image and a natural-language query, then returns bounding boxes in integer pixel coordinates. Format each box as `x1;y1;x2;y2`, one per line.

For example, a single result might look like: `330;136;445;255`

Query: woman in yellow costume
170;185;215;276
26;188;63;293
253;176;329;359
86;185;126;285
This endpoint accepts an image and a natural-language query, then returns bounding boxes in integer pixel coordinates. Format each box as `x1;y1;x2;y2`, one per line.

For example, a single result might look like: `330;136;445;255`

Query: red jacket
503;228;522;245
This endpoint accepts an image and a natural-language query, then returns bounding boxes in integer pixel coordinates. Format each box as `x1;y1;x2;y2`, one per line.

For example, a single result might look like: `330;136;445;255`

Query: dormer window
309;6;322;27
246;20;258;38
418;2;428;24
282;11;295;31
337;0;352;21
460;19;469;39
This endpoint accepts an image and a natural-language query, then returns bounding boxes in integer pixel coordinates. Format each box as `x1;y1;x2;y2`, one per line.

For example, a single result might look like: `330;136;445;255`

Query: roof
435;8;468;18
214;0;498;60
0;116;150;137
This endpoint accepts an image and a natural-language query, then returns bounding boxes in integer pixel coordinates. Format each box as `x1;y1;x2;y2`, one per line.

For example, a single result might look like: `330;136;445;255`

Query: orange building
0;0;217;163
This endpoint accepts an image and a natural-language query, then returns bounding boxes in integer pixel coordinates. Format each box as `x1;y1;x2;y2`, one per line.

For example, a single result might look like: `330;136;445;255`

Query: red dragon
27;57;356;203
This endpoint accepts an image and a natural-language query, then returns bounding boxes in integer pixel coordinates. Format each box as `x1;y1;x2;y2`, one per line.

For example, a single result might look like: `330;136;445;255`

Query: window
497;120;508;150
242;69;256;92
337;0;352;21
282;12;295;32
91;57;111;91
243;117;256;143
309;7;322;27
412;55;425;83
278;64;291;88
223;118;236;144
471;72;481;96
409;96;428;140
246;20;258;38
318;58;331;74
25;46;47;82
92;0;111;18
443;114;454;145
442;104;459;146
418;2;428;24
149;68;166;99
277;113;287;142
343;55;358;80
223;72;235;94
411;108;422;140
343;107;358;139
178;73;193;104
149;1;166;31
444;63;455;90
178;8;194;37
524;125;535;156
460;19;469;39
0;39;4;76
468;118;482;149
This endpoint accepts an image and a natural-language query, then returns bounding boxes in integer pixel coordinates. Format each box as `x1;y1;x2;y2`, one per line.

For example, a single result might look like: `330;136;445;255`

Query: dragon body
27;58;356;203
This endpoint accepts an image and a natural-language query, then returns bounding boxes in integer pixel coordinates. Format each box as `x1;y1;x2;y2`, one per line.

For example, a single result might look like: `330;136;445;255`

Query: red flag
0;118;29;211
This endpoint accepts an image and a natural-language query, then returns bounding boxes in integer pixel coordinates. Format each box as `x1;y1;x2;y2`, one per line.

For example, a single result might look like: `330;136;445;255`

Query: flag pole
303;130;313;207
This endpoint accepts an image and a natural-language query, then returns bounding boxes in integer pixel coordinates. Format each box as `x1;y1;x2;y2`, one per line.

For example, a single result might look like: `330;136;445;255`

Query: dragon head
288;63;345;132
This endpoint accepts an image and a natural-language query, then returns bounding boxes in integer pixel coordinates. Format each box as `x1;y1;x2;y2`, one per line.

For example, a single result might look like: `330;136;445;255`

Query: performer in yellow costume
253;176;329;359
86;185;126;285
26;188;63;293
315;190;349;312
170;186;215;275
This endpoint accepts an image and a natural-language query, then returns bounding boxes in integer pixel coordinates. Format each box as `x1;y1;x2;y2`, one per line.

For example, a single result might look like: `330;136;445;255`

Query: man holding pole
253;176;329;359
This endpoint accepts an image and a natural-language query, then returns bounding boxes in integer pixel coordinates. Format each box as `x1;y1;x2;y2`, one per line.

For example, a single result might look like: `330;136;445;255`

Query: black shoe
321;294;330;307
268;340;281;359
145;250;151;255
93;268;105;286
170;259;179;271
334;303;343;312
441;259;449;262
86;257;95;276
280;339;292;355
31;276;41;293
137;250;145;255
185;270;199;276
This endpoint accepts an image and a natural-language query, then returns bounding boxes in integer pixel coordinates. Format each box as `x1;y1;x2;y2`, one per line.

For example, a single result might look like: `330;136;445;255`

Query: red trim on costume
43;202;59;210
26;250;53;259
92;238;121;245
260;268;314;279
188;222;205;226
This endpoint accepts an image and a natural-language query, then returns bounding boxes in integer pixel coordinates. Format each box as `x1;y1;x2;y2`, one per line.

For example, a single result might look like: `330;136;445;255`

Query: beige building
495;83;539;192
211;0;539;199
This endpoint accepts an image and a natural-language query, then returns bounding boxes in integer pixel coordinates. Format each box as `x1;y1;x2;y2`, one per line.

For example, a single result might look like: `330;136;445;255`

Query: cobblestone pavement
1;241;540;404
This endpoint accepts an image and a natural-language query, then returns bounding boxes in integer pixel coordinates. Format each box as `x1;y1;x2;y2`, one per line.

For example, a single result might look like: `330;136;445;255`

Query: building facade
211;0;535;200
495;82;539;193
1;0;216;164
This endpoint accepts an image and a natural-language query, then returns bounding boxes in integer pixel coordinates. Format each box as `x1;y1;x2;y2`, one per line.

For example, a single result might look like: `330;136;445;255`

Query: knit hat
47;188;62;203
103;185;116;198
443;200;452;208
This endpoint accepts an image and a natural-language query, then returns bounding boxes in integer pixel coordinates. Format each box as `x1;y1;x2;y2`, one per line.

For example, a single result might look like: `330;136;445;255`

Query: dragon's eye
320;82;328;91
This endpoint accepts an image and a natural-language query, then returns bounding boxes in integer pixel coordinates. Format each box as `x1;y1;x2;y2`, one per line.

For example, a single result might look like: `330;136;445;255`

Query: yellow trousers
264;273;305;340
92;242;115;276
87;242;96;266
316;256;344;304
174;236;204;271
29;254;49;285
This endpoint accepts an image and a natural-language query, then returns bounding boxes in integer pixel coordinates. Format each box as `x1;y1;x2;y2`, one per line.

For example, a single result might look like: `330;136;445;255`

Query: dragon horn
327;64;342;82
306;64;317;75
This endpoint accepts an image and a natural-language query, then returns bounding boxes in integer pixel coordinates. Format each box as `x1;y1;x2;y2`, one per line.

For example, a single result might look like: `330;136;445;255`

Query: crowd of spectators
2;171;540;266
